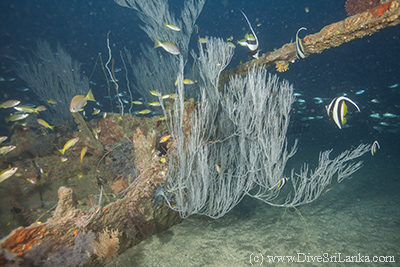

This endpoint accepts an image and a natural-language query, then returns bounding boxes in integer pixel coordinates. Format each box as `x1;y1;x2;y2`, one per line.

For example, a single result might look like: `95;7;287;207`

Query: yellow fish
0;100;21;109
149;90;161;97
0;136;8;144
136;109;152;115
154;38;180;55
0;145;16;155
159;134;172;143
46;99;57;105
148;101;161;107
37;119;54;130
0;167;18;183
198;38;207;44
80;146;88;163
183;79;196;85
164;23;181;31
59;137;79;155
14;105;46;113
5;113;29;123
132;101;143;105
92;108;101;115
70;89;96;113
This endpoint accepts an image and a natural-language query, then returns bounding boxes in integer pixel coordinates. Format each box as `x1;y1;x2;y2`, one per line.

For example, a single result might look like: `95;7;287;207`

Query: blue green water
1;0;399;265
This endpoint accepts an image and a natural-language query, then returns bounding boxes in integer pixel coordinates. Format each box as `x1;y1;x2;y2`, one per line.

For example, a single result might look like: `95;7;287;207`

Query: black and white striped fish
269;177;288;191
239;9;259;59
296;27;307;60
325;96;360;129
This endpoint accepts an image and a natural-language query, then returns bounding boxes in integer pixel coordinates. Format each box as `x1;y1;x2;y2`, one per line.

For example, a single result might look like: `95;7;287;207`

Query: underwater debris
27;134;56;157
105;138;138;185
52;187;77;220
345;0;381;16
93;228;119;263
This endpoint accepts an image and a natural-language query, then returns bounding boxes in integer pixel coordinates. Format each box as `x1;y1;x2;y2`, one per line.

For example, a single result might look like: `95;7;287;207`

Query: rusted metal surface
219;0;400;86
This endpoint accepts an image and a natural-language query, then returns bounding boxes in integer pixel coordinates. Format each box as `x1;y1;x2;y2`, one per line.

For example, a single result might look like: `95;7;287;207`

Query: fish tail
58;149;65;155
154;38;162;49
86;89;96;102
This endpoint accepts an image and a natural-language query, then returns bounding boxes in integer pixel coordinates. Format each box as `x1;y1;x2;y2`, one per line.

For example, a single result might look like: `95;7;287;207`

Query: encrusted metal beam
219;0;400;85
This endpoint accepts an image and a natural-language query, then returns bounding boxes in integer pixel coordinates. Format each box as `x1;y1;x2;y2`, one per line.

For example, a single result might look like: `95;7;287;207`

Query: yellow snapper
154;38;180;55
80;146;88;163
0;136;8;144
132;100;143;105
149;90;161;97
14;105;46;114
136;109;152;115
6;113;29;123
70;89;96;113
164;23;181;31
183;79;196;85
59;137;80;155
0;145;16;155
37;118;54;130
149;101;161;107
46;99;57;105
0;167;18;183
0;100;21;109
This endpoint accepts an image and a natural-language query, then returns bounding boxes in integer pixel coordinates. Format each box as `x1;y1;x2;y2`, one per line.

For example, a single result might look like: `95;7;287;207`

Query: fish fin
154;38;162;49
86;89;96;102
58;149;65;155
342;117;347;125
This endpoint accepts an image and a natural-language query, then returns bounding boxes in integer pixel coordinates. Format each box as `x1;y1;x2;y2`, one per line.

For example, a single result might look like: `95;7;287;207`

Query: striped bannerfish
296;27;307;60
325;96;360;129
239;9;259;59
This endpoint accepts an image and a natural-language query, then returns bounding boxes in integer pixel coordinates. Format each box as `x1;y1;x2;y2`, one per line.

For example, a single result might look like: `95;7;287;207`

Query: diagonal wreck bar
219;0;400;86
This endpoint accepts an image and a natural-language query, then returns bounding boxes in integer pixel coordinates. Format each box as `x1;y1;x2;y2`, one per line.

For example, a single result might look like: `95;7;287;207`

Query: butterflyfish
371;141;380;156
59;137;80;155
325;96;360;129
296;27;307;60
239;9;259;59
154;38;180;55
70;89;96;113
268;177;288;191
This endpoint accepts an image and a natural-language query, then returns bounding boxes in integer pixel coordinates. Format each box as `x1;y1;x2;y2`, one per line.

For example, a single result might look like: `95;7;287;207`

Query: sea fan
345;0;381;16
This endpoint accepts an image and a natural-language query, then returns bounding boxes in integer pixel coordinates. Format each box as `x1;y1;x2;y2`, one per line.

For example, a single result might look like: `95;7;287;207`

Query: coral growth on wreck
345;0;381;15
